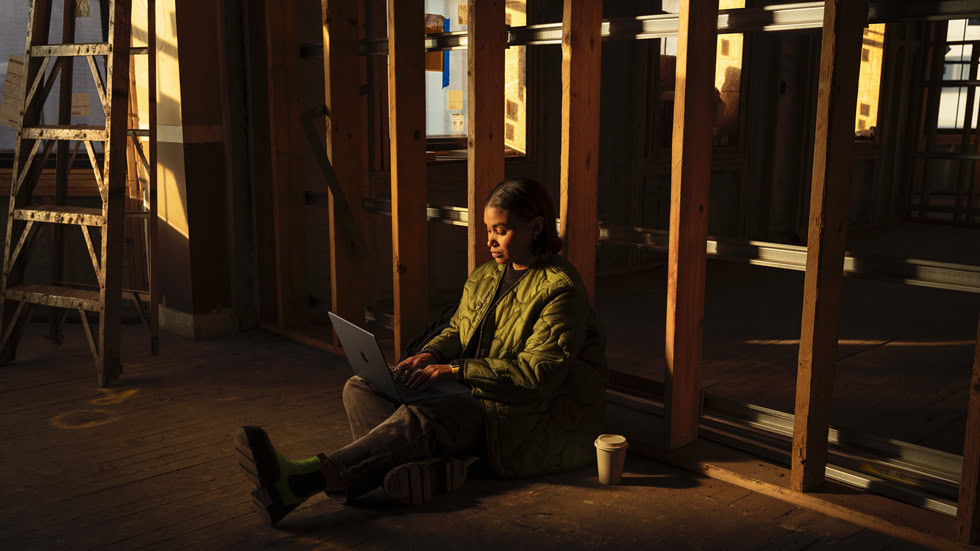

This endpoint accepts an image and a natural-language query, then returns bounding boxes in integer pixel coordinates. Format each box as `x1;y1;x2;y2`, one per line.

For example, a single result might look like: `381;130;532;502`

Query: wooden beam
218;0;257;331
97;0;134;386
790;0;868;491
467;0;504;273
956;315;980;544
49;0;76;343
244;0;278;325
322;0;368;337
663;0;718;450
387;0;428;359
264;0;309;328
558;0;601;303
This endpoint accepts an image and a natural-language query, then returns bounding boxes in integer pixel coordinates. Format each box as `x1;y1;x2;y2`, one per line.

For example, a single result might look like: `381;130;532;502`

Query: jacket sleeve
421;277;472;361
460;288;588;403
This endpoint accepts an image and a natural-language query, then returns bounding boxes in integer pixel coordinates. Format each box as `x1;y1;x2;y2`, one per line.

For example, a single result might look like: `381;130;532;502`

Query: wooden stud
13;139;43;197
663;0;718;450
50;0;77;343
558;0;602;303
322;0;368;337
956;315;980;544
790;0;868;492
23;57;51;113
243;0;279;325
387;0;428;359
148;0;158;355
31;43;111;57
86;55;109;118
218;0;257;331
467;0;505;273
96;0;133;386
264;0;309;328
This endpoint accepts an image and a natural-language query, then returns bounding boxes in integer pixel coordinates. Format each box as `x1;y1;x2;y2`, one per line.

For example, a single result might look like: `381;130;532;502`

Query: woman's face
484;206;541;269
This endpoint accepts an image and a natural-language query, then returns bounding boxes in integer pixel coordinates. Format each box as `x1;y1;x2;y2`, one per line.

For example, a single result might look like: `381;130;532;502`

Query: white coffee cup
595;434;629;485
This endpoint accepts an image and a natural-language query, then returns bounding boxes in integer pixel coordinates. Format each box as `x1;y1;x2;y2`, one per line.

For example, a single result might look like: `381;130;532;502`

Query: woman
236;178;607;526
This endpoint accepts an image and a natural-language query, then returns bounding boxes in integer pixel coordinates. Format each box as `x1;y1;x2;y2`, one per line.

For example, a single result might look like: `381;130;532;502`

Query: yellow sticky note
447;90;463;111
457;4;468;26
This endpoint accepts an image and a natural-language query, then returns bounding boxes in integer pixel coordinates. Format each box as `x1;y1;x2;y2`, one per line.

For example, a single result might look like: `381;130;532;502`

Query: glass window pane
422;0;527;156
854;23;885;136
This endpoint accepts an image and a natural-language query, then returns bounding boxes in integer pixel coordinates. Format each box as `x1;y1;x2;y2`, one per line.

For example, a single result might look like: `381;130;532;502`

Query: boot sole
234;426;298;526
382;457;478;505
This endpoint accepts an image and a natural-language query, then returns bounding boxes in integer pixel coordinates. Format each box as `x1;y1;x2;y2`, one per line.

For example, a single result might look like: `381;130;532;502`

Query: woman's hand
393;352;454;390
393;352;435;384
405;364;454;389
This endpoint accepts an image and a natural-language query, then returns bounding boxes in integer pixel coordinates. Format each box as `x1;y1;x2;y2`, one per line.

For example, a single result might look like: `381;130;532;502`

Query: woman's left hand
405;363;454;389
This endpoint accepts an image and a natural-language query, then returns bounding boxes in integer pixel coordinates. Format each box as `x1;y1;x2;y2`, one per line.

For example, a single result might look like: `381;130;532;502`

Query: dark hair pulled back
484;178;562;256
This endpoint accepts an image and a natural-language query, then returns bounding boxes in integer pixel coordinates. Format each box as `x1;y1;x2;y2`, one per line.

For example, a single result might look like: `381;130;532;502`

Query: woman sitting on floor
235;177;608;525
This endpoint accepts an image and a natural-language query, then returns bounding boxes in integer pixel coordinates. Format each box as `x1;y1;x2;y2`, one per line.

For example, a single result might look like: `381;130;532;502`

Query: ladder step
30;43;111;57
22;125;107;141
5;284;102;311
13;205;105;226
127;129;150;137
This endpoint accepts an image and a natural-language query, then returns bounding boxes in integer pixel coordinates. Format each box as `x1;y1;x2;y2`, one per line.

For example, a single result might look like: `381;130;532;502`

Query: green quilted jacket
423;255;607;478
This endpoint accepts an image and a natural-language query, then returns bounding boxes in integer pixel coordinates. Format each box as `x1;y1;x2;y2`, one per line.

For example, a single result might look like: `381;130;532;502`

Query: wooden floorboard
0;323;937;549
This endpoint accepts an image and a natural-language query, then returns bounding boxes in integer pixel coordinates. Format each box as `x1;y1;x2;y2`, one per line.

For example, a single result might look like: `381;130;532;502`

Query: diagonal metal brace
299;106;369;260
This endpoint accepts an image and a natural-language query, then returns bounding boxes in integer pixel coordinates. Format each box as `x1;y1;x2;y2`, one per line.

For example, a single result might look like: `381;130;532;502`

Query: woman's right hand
392;352;436;383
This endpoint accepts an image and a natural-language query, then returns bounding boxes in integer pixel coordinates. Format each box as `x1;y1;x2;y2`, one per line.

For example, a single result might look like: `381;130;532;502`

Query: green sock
275;453;325;505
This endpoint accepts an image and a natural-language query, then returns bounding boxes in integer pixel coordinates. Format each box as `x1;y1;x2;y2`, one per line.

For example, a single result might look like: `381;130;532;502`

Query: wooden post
956;315;980;544
243;0;278;325
790;0;868;492
322;0;368;335
466;0;504;273
217;0;257;330
49;0;76;343
663;0;717;450
264;0;309;328
387;0;427;359
558;0;601;303
99;0;133;385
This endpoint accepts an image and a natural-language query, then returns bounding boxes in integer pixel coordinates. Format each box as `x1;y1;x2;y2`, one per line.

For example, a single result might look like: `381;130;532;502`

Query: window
854;23;885;136
423;0;527;156
657;0;744;148
937;19;980;129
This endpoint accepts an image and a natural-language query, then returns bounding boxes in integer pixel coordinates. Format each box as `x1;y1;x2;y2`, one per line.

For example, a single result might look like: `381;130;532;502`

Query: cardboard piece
72;93;90;117
425;14;444;72
76;0;91;18
0;55;25;129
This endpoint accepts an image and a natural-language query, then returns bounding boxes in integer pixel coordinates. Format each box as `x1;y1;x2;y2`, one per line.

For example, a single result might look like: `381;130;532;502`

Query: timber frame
248;0;980;542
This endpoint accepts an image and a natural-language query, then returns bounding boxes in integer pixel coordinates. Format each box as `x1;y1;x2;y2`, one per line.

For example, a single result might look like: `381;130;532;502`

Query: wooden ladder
0;0;155;386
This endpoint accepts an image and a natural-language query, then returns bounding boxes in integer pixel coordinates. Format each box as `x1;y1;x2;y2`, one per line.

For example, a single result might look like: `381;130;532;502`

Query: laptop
328;311;471;403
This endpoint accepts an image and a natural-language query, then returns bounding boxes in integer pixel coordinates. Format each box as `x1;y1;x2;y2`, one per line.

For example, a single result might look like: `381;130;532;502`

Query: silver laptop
328;311;471;403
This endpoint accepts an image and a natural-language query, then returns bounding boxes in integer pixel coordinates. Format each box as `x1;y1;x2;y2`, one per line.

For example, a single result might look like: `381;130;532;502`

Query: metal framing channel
341;1;980;56
362;197;980;294
606;388;962;517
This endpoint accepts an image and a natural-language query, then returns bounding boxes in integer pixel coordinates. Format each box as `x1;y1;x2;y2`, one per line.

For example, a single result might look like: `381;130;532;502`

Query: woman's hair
485;178;562;256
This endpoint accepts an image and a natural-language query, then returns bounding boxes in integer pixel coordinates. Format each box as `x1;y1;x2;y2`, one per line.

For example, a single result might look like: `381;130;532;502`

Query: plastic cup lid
594;434;629;450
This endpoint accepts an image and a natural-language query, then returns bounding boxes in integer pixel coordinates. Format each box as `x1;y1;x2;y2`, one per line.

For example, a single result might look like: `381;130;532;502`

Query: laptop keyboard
393;377;441;400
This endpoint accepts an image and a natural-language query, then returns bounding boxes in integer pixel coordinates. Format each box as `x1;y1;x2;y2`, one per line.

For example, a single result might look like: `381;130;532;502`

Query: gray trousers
324;376;485;502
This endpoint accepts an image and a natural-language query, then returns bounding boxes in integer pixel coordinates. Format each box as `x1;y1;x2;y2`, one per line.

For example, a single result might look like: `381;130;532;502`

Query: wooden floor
0;324;933;550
